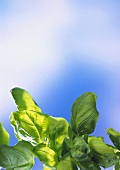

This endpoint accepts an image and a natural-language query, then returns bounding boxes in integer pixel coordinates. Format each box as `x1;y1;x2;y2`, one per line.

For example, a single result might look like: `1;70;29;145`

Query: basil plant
0;87;119;169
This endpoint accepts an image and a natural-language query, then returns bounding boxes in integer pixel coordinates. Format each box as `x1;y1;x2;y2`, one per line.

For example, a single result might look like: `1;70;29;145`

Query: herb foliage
0;87;120;170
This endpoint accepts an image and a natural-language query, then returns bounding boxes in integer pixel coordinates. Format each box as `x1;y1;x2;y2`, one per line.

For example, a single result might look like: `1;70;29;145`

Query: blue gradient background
0;1;120;170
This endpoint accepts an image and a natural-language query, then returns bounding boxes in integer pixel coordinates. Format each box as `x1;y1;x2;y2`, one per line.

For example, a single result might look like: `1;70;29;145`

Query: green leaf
107;128;120;150
43;165;57;170
43;166;52;170
71;92;99;135
68;125;76;140
10;87;41;112
33;143;58;168
114;161;120;170
62;137;72;156
88;136;104;143
57;154;78;170
78;159;101;170
70;136;90;162
14;140;34;151
10;110;50;145
0;141;34;170
48;116;69;155
0;122;10;145
89;138;118;168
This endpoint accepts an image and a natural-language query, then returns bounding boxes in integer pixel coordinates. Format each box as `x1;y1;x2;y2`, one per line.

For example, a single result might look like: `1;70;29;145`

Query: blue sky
0;1;120;170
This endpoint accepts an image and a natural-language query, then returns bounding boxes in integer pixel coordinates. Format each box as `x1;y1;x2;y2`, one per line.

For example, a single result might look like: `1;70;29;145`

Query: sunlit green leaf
71;92;99;135
10;110;50;145
57;154;78;170
43;165;57;170
43;165;52;170
70;136;90;162
34;143;58;168
88;136;104;143
0;141;34;170
107;128;120;150
48;116;69;155
0;122;10;145
43;166;49;170
10;87;41;112
89;138;118;168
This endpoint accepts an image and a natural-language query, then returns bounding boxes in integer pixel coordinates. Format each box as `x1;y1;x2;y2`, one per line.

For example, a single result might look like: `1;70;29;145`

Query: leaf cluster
0;88;120;170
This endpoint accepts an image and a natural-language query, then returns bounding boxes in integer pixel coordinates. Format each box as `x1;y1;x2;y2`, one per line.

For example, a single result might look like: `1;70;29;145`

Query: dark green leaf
10;87;41;112
89;138;118;168
107;128;120;150
114;161;120;170
57;154;78;170
14;140;34;151
78;159;101;170
70;136;90;162
83;134;88;143
68;125;76;140
62;137;72;156
33;143;58;168
10;110;50;145
0;141;34;170
71;92;99;135
0;122;10;145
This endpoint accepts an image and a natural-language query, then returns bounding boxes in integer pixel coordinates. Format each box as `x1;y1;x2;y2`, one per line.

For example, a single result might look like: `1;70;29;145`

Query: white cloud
0;1;74;120
60;4;120;68
0;1;120;121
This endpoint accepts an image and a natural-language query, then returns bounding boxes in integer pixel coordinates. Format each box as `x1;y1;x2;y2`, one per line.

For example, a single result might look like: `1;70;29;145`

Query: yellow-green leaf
10;110;49;145
0;122;10;145
10;87;41;112
48;116;69;155
34;143;58;168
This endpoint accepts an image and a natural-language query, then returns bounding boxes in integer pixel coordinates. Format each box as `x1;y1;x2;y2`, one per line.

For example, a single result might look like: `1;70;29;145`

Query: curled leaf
70;136;90;162
89;138;118;168
71;92;99;135
0;122;10;145
107;128;120;150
